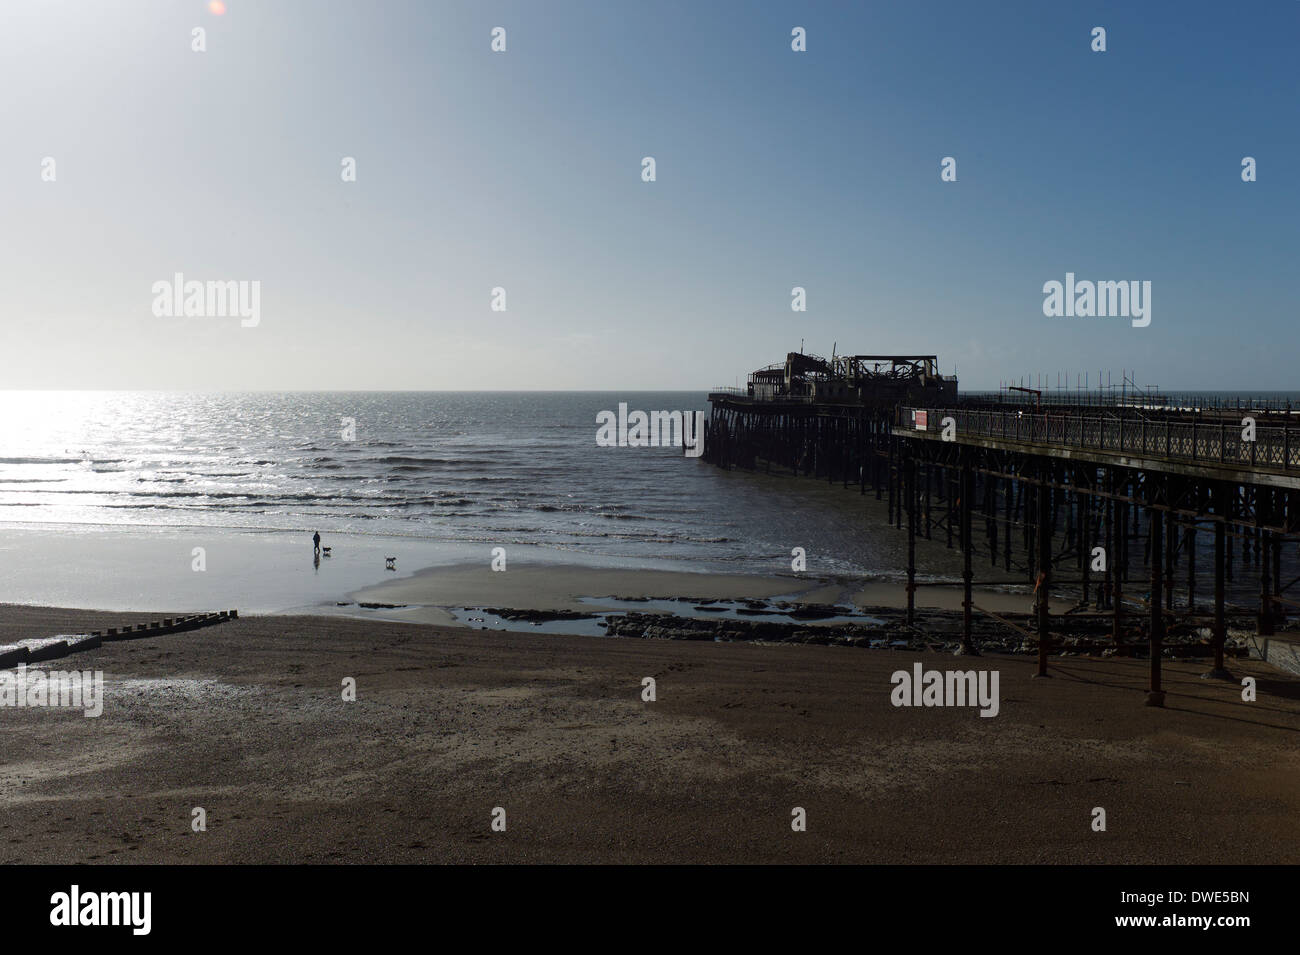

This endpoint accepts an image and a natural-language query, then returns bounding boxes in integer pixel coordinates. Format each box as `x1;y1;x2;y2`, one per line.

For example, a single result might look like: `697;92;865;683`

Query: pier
706;353;1300;704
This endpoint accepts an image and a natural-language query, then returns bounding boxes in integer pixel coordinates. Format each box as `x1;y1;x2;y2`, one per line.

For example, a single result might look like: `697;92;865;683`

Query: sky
0;0;1296;392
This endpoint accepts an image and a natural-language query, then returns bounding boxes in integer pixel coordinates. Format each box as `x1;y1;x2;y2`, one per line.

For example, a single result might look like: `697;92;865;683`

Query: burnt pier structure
706;352;1300;704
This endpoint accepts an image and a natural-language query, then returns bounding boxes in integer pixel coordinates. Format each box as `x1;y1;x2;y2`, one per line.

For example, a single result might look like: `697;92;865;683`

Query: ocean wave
381;455;495;466
0;395;785;573
0;456;97;465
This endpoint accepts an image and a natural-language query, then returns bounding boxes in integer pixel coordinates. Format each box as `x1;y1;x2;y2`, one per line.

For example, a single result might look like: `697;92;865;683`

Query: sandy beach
346;562;1040;626
3;602;1298;864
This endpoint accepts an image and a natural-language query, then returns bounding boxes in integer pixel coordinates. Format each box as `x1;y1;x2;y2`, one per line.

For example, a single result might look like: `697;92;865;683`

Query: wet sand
348;563;1037;626
2;603;1299;864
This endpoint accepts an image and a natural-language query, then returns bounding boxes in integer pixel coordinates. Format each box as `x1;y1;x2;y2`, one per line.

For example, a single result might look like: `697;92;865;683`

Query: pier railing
967;391;1300;413
708;387;816;403
899;406;1300;472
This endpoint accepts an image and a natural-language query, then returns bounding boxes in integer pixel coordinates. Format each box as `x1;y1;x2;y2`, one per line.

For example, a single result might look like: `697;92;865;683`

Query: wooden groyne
0;610;239;669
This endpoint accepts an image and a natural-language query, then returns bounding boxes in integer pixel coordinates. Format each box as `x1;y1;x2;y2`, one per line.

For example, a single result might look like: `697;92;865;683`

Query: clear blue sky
1;0;1295;391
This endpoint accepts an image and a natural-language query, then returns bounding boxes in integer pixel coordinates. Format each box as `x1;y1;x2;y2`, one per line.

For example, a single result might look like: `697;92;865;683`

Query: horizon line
4;386;1300;395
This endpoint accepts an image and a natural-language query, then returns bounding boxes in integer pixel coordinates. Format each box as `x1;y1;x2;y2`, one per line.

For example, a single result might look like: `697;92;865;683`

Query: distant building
733;352;957;405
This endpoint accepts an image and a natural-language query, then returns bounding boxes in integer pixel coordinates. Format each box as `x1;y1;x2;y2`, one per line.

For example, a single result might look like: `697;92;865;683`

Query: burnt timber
705;352;1300;704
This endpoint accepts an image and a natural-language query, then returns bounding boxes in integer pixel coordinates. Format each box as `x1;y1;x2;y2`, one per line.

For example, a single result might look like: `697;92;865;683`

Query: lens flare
208;1;226;14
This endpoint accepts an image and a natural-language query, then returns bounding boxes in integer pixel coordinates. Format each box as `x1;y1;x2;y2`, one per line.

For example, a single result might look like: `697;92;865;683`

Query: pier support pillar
959;449;977;655
1146;500;1166;707
1080;471;1091;607
1165;504;1176;612
1111;475;1124;644
946;467;954;549
906;452;916;626
883;436;894;527
1259;490;1274;636
1034;467;1051;678
1004;469;1012;573
1204;484;1232;680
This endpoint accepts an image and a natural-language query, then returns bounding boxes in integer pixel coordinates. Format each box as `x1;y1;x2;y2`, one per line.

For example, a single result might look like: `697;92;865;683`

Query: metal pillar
1260;489;1274;636
906;452;916;626
1204;482;1232;680
1146;498;1166;707
960;449;977;655
1035;466;1051;678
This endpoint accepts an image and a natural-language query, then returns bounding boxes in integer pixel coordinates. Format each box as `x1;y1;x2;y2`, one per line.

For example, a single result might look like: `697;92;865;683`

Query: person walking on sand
312;531;321;555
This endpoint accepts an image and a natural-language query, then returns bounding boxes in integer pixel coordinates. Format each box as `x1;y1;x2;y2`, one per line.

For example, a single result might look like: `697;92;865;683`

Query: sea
0;391;913;612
